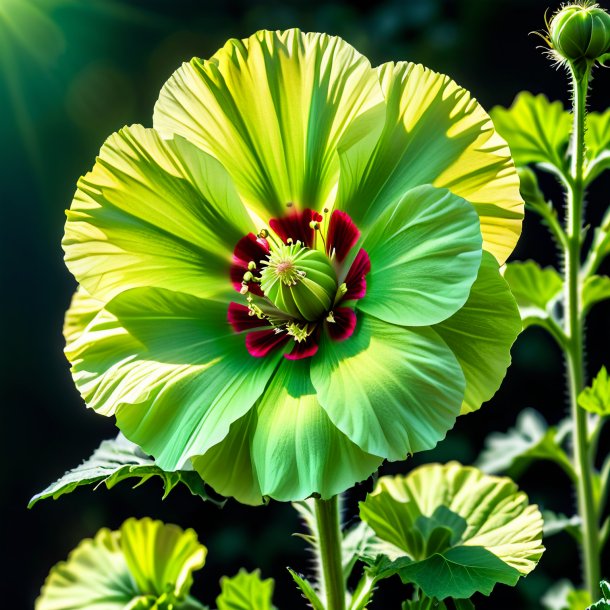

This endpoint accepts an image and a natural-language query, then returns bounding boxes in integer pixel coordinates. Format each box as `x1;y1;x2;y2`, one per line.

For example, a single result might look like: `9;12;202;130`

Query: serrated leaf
216;570;275;610
578;368;610;416
29;434;224;508
589;582;610;610
583;276;610;314
287;568;324;610
36;518;207;610
476;409;575;481
503;261;562;329
490;92;571;171
359;462;544;600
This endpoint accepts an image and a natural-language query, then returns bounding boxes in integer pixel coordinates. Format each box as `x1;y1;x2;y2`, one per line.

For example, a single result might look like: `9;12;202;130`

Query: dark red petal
327;307;357;342
269;208;316;248
343;249;371;301
246;329;290;357
230;233;269;295
327;210;360;262
228;302;270;333
284;335;319;360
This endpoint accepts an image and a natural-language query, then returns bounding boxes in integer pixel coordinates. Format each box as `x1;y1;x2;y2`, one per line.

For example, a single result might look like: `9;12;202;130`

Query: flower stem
565;65;600;601
314;496;346;610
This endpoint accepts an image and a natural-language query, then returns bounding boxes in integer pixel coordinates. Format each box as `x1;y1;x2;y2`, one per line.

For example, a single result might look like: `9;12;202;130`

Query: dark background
2;0;609;607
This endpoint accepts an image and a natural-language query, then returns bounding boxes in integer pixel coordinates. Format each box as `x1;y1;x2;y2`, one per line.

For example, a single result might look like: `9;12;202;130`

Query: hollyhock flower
62;29;523;505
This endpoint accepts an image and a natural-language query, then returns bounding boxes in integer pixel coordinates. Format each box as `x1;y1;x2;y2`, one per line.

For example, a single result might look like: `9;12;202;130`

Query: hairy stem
314;496;346;610
565;65;600;601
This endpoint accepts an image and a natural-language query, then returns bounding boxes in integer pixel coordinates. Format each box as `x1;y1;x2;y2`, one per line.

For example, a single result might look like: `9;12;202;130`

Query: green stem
565;65;600;601
314;496;346;610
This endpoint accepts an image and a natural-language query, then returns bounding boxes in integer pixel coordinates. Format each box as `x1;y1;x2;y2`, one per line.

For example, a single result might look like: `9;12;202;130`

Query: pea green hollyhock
62;29;523;505
36;518;207;610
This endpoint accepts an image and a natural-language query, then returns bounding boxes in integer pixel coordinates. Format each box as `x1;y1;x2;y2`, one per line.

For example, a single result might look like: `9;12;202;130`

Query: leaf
542;580;591;610
588;582;610;610
287;568;325;610
36;518;207;610
585;109;610;183
476;409;575;481
216;569;276;610
542;510;582;542
578;367;610;415
502;261;563;329
29;434;223;508
359;462;544;600
490;92;572;171
583;276;610;314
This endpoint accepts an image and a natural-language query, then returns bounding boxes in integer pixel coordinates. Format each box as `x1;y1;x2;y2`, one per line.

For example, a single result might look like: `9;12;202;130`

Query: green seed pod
260;243;337;321
549;3;610;62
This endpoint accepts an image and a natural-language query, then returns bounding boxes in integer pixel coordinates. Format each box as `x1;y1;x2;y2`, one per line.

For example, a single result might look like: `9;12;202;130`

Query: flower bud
549;3;610;62
260;243;337;321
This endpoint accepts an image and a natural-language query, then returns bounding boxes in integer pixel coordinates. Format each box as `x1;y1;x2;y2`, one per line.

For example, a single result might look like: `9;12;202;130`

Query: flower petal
227;302;270;333
326;209;360;262
336;62;523;265
153;29;385;218
343;248;370;301
358;185;482;327
251;360;383;501
326;307;357;341
65;286;280;470
433;251;522;414
63;125;255;302
245;329;291;357
311;313;465;460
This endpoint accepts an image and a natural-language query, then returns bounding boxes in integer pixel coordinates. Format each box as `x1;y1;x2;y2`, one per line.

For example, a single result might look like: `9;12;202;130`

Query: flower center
228;207;370;360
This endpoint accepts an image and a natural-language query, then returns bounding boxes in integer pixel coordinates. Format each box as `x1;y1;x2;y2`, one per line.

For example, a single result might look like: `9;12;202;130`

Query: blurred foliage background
1;0;610;607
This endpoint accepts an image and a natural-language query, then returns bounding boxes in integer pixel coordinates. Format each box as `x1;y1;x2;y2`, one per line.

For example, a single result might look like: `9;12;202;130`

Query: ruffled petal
230;233;269;296
269;208;318;248
358;185;482;327
227;302;270;333
433;251;522;414
336;62;523;265
245;329;291;357
153;29;385;218
326;307;357;341
311;313;465;460
326;209;360;262
65;287;280;470
64;125;255;303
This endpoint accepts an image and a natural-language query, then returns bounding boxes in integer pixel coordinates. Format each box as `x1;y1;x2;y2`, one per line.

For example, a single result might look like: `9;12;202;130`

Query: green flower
36;518;207;610
63;29;523;504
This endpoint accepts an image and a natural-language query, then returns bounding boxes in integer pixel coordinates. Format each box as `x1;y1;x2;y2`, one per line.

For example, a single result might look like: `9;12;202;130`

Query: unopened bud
549;3;610;62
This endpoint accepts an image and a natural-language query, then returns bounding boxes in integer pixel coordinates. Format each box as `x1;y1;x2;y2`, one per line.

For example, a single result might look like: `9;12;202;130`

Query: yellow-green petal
337;61;523;265
433;251;522;414
311;313;465;460
193;360;383;505
153;29;385;218
65;287;280;471
63;124;255;303
359;185;482;327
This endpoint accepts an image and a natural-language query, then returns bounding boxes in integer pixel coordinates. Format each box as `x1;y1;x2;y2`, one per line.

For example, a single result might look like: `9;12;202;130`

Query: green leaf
490;92;571;171
311;313;465;461
589;582;610;610
359;184;482;327
542;580;591;610
154;30;384;220
216;570;275;610
583;276;610;314
578;367;610;415
29;434;222;508
476;409;575;481
433;251;522;415
36;518;207;610
585;109;610;183
337;61;523;265
287;568;325;610
359;462;544;600
503;261;563;329
542;510;582;542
